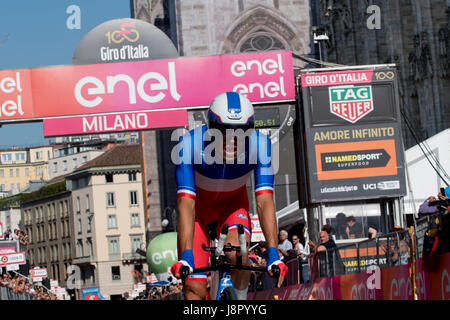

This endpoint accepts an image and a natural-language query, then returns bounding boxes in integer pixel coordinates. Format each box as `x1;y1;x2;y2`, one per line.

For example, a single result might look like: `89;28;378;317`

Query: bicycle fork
211;224;247;300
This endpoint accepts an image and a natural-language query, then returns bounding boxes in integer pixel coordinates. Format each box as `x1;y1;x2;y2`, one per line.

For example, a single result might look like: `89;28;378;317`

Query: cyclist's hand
170;250;195;280
267;247;288;288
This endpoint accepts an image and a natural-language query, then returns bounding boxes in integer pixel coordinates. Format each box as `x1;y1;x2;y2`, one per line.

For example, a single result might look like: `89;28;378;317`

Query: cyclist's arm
172;129;197;276
177;197;195;254
256;193;278;249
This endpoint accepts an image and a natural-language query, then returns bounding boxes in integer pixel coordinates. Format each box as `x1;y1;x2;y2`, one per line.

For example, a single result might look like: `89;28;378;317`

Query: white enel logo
74;62;181;108
151;249;177;265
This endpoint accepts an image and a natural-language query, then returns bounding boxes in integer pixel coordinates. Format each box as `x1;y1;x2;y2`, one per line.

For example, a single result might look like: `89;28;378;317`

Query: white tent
403;128;450;216
276;200;305;228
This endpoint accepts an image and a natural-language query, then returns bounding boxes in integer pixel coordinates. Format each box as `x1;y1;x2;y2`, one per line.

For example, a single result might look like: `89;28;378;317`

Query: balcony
72;255;92;265
122;252;146;265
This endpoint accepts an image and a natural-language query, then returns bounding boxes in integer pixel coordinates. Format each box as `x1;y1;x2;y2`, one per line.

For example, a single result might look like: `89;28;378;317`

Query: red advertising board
0;51;295;125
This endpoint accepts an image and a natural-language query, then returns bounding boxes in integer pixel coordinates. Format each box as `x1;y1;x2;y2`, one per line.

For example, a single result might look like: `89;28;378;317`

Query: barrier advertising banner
0;51;295;127
415;253;450;300
0;252;26;266
82;287;102;300
299;66;406;202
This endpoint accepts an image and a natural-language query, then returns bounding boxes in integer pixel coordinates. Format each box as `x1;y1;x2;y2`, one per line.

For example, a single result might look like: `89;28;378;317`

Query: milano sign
0;50;295;135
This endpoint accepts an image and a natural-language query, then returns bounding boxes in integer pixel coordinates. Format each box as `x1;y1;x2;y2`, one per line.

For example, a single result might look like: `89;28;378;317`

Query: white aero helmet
207;91;255;132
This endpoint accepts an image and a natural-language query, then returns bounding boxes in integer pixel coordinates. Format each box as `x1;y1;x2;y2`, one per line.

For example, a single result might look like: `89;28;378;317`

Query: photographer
418;196;440;218
429;189;450;214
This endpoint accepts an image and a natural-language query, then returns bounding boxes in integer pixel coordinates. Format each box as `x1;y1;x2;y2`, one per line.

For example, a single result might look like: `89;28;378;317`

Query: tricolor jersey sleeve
175;130;196;200
254;131;274;196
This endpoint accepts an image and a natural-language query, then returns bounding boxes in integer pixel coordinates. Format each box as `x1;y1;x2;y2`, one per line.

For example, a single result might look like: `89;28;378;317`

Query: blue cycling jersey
175;124;274;201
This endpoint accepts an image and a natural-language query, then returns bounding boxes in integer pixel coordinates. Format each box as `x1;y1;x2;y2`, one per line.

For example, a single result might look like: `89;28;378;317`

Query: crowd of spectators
0;272;57;300
146;284;182;300
2;228;29;250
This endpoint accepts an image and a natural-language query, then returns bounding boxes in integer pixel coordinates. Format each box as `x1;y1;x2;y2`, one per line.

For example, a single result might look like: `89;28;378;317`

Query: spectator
311;231;345;276
12;229;19;241
292;235;310;283
277;230;293;262
418;196;440;218
368;227;377;239
321;224;332;235
346;216;363;239
19;231;29;250
333;213;348;240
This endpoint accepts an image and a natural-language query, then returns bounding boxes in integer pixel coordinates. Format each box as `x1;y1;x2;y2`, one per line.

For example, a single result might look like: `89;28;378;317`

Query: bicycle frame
180;223;275;300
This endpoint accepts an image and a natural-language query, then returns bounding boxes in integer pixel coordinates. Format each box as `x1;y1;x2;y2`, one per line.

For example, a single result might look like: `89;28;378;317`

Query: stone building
312;0;450;148
66;144;147;300
21;179;75;289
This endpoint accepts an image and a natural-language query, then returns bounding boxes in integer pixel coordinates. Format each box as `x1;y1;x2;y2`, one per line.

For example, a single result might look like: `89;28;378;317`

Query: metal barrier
413;212;450;259
285;258;300;286
318;230;412;278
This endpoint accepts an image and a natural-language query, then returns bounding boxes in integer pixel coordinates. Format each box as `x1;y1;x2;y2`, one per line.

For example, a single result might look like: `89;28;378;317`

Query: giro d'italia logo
329;85;373;123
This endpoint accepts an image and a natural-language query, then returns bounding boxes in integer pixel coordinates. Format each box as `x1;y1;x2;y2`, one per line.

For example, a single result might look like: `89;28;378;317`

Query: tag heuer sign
329;85;373;123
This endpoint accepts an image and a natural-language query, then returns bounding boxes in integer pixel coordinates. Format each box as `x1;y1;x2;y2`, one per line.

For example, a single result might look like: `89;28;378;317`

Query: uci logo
363;184;377;190
375;71;394;80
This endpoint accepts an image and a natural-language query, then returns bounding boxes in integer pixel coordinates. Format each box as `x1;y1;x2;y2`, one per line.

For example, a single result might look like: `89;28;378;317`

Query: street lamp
313;32;329;64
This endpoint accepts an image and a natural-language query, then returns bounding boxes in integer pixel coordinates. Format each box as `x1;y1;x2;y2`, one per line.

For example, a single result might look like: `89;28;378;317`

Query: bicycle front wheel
219;287;238;300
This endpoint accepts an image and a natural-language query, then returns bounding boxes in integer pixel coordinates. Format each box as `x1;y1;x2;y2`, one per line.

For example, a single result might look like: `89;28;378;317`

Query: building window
15;153;25;161
131;213;140;227
108;215;117;229
131;236;142;253
15;168;20;177
35;151;43;160
16;183;20;192
111;266;121;281
106;192;115;207
73;158;78;169
0;169;3;177
25;168;29;176
9;169;13;177
64;200;69;217
82;156;88;164
129;191;138;206
63;160;68;171
105;173;114;183
53;162;58;173
1;154;12;162
86;194;90;211
54;245;58;261
78;218;82;234
87;238;94;257
108;238;120;257
77;240;84;257
76;197;80;213
87;216;92;233
128;172;137;181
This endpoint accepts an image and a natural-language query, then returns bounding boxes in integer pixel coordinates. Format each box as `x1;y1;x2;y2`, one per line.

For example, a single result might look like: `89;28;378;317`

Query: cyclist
170;91;288;300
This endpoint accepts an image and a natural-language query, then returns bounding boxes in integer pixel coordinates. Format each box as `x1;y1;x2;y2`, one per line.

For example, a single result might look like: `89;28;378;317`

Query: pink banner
43;109;188;137
381;264;413;300
340;270;384;300
0;69;34;121
416;253;450;300
0;51;294;124
301;69;374;87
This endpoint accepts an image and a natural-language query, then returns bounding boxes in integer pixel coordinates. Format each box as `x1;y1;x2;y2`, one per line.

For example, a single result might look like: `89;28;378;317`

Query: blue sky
0;0;131;148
